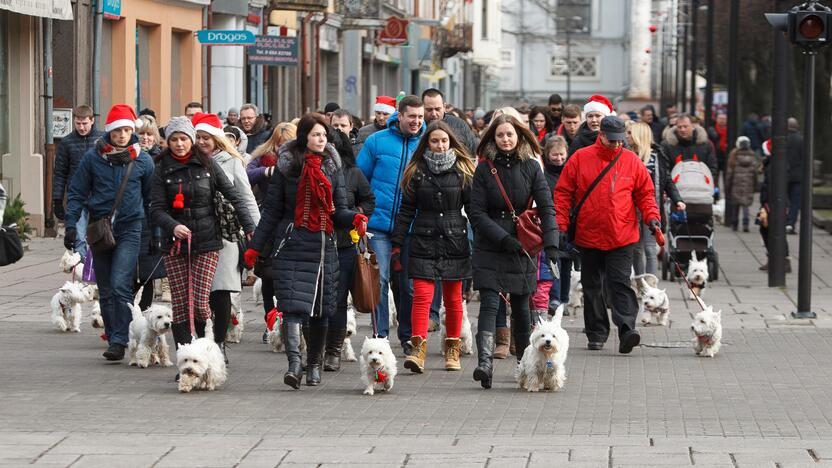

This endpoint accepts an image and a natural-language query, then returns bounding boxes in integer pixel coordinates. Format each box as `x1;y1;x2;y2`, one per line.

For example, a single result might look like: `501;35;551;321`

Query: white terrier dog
631;273;659;300
360;336;397;395
252;278;263;304
691;304;722;357
516;305;569;392
226;292;244;343
176;318;227;393
713;198;726;224
388;287;398;328
89;300;104;328
342;304;357;362
266;310;307;354
50;281;95;332
566;270;583;315
686;251;709;300
439;301;474;355
58;250;84;279
638;278;670;326
126;302;173;368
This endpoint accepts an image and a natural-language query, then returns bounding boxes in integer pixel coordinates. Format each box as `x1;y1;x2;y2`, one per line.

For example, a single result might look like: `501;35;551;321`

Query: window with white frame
556;0;591;34
550;55;597;78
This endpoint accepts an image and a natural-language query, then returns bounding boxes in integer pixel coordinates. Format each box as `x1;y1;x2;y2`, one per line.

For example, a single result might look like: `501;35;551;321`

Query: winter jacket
391;162;472;281
245;118;271;154
211;151;261;292
355;121;386;154
65;134;155;233
53;128;103;200
648;119;666;145
645;143;683;230
248;142;357;319
469;140;558;295
660;127;718;176
543;159;563;193
555;138;660;251
150;152;256;255
442;113;479;155
357;113;426;234
567;122;599;156
337;163;375;250
726;148;758;207
543;124;575;149
786;129;804;183
246;153;276;204
742;118;765;151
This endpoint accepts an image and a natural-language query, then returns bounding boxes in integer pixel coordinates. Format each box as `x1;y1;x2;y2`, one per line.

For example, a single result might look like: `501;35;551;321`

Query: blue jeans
92;219;142;346
74;209;89;258
369;231;412;345
787;181;801;227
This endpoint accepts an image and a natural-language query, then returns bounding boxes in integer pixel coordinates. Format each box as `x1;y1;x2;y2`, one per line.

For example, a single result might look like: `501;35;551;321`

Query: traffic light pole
769;3;788;288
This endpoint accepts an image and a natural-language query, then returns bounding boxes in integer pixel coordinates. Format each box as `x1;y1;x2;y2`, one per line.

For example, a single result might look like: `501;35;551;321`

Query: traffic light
765;1;832;50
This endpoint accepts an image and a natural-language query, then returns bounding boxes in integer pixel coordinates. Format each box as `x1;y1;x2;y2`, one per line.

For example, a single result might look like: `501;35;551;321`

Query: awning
0;0;74;20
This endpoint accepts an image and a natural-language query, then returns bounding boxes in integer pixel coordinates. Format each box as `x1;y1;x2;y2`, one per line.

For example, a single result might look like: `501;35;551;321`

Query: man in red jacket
555;116;663;354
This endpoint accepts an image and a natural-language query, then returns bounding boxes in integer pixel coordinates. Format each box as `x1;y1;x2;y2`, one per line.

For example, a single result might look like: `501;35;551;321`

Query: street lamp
556;15;583;104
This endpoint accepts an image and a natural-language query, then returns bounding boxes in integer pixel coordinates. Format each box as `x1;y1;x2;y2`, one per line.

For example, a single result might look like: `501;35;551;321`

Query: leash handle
187;237;196;339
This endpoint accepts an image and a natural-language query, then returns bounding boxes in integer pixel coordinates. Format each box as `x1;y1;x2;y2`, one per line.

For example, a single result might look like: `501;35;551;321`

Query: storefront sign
52;108;73;139
378;16;409;46
196;30;256;46
247;36;299;66
0;0;73;20
102;0;121;20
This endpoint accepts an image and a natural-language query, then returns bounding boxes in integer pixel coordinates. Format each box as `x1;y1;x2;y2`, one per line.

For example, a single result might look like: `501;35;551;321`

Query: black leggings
262;279;275;321
210;290;232;344
477;289;530;336
132;280;154;311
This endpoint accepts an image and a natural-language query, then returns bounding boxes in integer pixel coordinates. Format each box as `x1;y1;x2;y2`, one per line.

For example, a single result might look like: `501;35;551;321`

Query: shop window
100;21;114;119
136;24;154;113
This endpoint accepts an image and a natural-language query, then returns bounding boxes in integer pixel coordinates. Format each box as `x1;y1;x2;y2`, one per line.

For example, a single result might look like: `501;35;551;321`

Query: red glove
244;248;260;269
649;220;665;247
353;213;368;237
391;246;402;272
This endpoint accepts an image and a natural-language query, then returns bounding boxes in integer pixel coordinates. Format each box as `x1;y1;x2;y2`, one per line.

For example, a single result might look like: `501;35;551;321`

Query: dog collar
374;369;387;383
546;360;554;369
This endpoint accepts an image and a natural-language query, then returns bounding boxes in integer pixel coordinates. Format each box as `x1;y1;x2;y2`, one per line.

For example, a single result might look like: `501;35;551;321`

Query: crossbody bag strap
486;159;517;219
108;161;135;218
570;147;624;221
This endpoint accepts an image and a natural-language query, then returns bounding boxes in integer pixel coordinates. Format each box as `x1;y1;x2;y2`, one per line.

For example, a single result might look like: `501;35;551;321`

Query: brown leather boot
494;327;510;359
403;336;426;373
444;338;462;371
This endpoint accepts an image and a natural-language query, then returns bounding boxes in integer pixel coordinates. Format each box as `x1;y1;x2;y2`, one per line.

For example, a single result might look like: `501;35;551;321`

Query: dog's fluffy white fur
713;198;726;224
388;287;398;328
691;304;722;357
516;305;569;392
252;278;262;304
566;270;583;315
89;300;104;328
342;303;357;362
50;281;95;332
226;292;244;343
176;318;227;392
686;251;709;300
638;278;670;326
127;302;173;368
58;250;84;279
439;301;473;355
360;337;397;395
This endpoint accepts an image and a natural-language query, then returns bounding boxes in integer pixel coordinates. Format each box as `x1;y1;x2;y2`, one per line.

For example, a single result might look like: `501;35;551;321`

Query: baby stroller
661;159;719;281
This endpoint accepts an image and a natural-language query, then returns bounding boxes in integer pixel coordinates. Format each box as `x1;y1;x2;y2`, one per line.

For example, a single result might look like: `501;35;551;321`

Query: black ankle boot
324;328;346;371
306;324;328;386
473;331;495;389
283;322;303;389
513;331;530;362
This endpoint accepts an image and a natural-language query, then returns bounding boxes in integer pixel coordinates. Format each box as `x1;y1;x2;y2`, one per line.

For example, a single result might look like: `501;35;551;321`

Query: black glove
557;232;569;251
52;199;65;221
545;246;559;261
649;219;660;231
64;228;77;251
500;235;523;253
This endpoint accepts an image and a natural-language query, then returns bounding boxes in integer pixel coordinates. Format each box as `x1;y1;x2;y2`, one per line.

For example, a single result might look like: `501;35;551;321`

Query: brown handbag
86;161;134;256
351;236;380;313
486;159;543;256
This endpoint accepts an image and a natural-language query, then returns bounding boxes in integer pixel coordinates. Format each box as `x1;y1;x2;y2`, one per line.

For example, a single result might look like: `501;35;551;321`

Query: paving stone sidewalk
2;224;832;467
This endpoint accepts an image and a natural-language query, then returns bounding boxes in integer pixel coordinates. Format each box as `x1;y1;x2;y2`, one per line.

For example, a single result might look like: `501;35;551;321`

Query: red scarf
294;153;334;234
537;128;547;143
171;150;192;163
715;123;728;153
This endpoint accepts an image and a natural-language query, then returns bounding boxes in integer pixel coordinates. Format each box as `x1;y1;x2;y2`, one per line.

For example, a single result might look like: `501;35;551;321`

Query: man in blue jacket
357;95;425;353
53;105;103;259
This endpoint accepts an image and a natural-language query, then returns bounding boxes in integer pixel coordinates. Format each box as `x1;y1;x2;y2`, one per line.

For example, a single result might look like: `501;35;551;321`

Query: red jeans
412;279;463;339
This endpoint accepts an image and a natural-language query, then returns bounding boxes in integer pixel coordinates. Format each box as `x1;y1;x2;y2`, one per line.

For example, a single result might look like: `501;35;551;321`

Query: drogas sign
196;30;256;46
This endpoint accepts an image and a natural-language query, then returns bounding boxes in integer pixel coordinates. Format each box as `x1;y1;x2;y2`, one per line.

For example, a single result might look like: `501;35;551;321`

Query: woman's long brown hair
401;121;475;193
475;114;541;158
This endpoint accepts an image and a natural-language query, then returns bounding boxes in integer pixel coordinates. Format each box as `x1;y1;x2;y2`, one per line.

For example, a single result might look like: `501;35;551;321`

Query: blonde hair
252;122;297;160
627;121;653;164
137;115;161;143
543;135;568;157
492;107;522;124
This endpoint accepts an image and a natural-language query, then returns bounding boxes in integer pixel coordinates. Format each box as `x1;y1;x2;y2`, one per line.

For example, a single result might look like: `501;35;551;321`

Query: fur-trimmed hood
479;138;536;162
277;141;341;177
663;125;709;146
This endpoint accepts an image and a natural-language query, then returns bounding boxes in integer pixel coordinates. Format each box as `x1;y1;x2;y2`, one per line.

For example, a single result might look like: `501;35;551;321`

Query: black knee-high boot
283;322;303;389
306;322;328;386
473;331;495;389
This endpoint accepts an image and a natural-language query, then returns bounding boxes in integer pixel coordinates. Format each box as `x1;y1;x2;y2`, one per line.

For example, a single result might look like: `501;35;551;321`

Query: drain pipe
92;0;103;118
44;18;56;234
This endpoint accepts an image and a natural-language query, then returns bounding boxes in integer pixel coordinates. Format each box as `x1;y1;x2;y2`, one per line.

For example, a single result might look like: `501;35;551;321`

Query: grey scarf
424;149;457;175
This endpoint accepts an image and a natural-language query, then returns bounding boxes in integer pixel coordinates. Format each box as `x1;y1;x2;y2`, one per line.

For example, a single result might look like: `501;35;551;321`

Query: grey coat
726;148;758;207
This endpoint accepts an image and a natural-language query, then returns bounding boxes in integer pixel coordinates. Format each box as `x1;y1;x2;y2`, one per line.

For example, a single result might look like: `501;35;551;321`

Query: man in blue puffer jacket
357;95;425;352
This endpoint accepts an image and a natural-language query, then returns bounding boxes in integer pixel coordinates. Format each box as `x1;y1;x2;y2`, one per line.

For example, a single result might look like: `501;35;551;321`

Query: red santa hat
583;94;615;117
762;138;772;156
373;96;396;115
191;112;223;137
104;104;143;133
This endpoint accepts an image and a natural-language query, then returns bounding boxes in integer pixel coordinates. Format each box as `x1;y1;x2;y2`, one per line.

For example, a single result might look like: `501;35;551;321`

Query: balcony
271;0;328;11
436;23;472;59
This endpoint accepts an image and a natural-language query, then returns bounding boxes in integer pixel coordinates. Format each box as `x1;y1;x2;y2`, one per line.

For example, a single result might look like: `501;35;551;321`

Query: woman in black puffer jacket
392;121;475;374
150;117;256;349
469;114;558;390
244;113;365;390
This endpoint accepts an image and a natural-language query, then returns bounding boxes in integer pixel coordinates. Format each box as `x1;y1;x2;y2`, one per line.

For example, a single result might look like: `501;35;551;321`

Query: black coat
249;142;357;319
150;153;256;254
391;163;472;281
568;122;598;156
660;127;718;176
336;163;376;249
469;140;558;295
53;129;103;200
245;119;272;154
543;160;562;193
786;130;803;183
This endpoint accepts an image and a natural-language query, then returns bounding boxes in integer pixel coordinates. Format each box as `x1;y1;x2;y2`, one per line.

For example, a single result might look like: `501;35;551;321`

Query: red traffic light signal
799;14;825;39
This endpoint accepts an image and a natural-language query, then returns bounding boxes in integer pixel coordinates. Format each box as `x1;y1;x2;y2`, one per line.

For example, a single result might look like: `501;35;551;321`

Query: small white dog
516;305;569;392
342;304;358;362
266;310;307;354
439;301;474;355
686;251;709;300
176;318;227;393
631;273;659;300
566;270;583;315
58;250;85;279
691;304;722;357
388;287;398;328
360;336;397;395
89;300;104;328
638;278;670;326
50;281;95;332
713;198;726;224
226;292;244;343
126;302;173;368
252;278;263;304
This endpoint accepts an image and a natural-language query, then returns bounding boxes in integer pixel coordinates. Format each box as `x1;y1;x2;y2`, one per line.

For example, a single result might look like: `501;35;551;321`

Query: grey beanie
228;107;239;115
166;116;196;144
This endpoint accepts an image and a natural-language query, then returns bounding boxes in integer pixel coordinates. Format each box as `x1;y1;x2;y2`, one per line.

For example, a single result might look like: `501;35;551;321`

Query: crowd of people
48;88;796;390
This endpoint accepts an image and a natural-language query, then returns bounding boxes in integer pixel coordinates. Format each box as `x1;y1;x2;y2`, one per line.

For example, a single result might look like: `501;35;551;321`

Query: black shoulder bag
87;161;134;256
567;148;623;243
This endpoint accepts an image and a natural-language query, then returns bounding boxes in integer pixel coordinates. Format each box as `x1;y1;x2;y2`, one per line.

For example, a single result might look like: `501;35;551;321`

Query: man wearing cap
568;94;615;156
555;116;662;354
64;104;156;361
356;96;396;153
